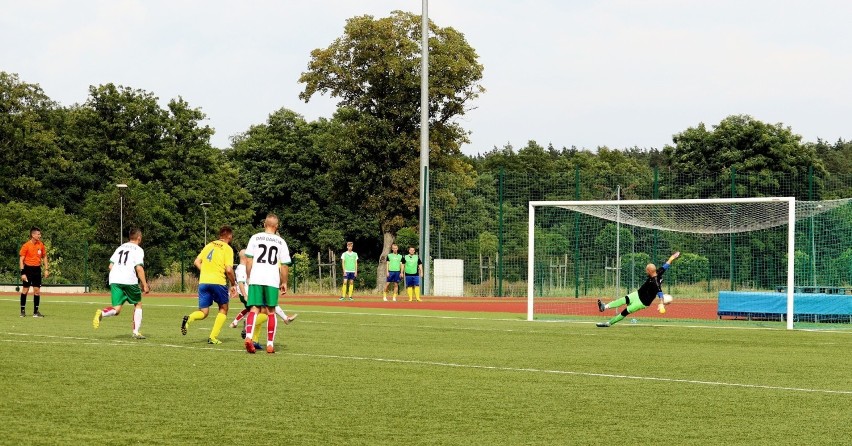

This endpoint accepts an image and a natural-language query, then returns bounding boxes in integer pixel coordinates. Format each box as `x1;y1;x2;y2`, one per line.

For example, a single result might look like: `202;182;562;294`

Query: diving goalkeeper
596;251;680;327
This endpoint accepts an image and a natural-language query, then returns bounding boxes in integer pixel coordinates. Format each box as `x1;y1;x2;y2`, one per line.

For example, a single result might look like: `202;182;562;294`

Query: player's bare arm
279;264;289;295
136;265;150;294
19;255;27;282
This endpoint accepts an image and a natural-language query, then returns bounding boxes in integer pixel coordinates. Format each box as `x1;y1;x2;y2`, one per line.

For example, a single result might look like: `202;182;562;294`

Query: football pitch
1;294;850;445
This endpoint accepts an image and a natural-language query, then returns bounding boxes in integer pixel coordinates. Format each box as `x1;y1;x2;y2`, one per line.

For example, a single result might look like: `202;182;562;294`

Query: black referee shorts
22;265;42;288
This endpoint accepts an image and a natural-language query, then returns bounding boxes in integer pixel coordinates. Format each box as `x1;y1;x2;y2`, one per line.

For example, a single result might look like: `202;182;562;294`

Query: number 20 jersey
245;232;291;288
108;242;145;285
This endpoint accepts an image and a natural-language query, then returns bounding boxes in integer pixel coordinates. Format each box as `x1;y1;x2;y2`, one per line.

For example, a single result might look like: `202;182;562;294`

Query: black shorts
22;265;42;288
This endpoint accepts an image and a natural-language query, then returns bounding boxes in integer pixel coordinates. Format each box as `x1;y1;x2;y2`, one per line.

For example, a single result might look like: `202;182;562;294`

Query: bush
671;252;709;284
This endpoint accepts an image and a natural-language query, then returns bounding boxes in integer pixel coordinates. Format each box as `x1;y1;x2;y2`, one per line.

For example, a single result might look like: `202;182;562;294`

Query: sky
3;0;852;155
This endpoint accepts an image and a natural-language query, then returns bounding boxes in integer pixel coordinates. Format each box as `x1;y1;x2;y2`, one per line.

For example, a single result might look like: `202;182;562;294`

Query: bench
718;291;852;323
774;286;852;295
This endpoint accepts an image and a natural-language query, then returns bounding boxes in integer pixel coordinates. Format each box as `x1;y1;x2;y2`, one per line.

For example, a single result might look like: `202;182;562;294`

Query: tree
0;72;67;207
662;115;825;199
227;108;370;254
299;10;484;288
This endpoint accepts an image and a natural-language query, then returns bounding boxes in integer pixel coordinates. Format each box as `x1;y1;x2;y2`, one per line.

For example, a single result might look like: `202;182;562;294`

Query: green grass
1;295;851;445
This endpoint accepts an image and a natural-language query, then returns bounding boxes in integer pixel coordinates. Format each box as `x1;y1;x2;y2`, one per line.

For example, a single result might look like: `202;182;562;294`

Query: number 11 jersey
109;242;145;285
245;232;291;287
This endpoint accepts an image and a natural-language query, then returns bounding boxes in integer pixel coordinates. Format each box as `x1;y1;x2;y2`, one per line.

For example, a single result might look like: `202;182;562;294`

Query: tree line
2;11;852;289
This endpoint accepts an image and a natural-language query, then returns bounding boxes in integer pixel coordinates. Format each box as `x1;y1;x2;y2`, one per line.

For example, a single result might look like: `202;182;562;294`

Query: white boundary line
3;298;852;333
1;331;849;396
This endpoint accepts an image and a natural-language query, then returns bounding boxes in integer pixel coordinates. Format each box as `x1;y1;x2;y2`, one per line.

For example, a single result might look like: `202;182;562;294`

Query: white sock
102;308;117;318
133;308;143;333
275;306;288;322
604;304;610;310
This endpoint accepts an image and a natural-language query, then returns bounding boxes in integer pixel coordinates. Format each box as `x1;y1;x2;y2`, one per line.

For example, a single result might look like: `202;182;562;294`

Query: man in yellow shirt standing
181;225;237;344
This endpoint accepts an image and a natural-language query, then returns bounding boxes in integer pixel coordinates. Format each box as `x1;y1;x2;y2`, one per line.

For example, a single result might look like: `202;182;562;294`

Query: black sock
20;294;26;313
34;295;40;313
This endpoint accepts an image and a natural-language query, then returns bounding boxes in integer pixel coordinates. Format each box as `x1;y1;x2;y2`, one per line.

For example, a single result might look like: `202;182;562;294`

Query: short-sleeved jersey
196;240;234;285
402;254;422;275
245;232;291;287
341;251;358;272
20;240;47;267
108;242;145;285
235;264;247;297
387;253;403;272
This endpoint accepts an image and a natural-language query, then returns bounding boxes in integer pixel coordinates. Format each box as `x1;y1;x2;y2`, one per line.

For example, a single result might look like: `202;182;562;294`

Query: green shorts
110;283;142;307
626;291;648;313
247;284;279;308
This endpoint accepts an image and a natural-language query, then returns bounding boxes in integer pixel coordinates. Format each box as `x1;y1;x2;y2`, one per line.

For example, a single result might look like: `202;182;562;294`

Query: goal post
528;197;800;328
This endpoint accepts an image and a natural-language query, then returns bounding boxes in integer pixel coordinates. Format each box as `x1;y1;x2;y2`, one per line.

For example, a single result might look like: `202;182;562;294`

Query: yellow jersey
196;240;234;285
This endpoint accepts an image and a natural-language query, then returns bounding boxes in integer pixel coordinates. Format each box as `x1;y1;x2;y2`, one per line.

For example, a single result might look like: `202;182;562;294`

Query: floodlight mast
419;0;430;295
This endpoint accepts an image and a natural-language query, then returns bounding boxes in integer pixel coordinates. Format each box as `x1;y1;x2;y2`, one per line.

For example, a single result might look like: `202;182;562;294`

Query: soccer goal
527;197;852;330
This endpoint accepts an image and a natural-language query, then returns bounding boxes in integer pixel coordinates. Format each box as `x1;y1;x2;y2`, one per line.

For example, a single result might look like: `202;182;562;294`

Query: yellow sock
383;291;387;298
407;287;413;301
252;313;268;342
209;313;227;340
341;284;347;297
348;283;354;297
415;287;421;301
187;310;205;327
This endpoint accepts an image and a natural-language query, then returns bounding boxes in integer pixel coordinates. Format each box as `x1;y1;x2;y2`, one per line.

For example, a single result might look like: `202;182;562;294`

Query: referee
19;227;49;318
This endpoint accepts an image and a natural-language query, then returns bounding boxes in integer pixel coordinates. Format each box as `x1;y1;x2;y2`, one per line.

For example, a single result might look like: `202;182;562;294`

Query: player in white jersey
230;249;297;340
93;228;150;338
243;214;292;354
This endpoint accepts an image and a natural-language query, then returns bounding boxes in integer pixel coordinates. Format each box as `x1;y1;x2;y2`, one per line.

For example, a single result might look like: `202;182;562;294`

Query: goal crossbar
527;197;796;329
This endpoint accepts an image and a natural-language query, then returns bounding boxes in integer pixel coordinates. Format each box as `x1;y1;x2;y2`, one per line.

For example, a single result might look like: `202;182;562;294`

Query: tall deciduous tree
662;114;825;198
298;10;484;288
0;72;67;206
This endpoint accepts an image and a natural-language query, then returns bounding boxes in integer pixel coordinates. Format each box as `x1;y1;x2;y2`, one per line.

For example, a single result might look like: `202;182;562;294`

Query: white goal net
527;197;852;330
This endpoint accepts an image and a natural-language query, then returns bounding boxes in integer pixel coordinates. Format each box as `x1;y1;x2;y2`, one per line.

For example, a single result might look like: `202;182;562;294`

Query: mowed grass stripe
2;330;849;396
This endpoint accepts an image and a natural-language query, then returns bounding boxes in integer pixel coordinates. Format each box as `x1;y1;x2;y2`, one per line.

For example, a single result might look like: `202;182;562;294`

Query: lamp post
200;202;211;244
117;184;128;244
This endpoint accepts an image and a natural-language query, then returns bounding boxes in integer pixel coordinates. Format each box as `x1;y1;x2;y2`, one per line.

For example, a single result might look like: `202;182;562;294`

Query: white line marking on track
2;331;850;395
3;297;852;333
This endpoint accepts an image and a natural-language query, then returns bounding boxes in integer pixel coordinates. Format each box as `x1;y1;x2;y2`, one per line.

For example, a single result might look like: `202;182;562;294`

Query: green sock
608;313;626;325
609;296;627;308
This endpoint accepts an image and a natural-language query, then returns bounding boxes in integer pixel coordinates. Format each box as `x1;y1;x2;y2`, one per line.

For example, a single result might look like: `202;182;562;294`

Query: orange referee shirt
20;240;46;267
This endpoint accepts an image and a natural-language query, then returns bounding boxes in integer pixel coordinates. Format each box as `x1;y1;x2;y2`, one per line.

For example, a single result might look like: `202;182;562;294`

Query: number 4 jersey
245;232;291;287
109;242;145;285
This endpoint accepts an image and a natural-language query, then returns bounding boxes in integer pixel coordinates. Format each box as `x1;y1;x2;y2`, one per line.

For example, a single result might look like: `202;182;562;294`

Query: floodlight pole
419;0;431;295
117;184;128;244
200;202;211;245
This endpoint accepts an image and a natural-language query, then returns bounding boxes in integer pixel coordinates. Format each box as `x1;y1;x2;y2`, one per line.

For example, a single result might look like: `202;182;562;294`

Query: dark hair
30;227;41;234
128;227;142;240
219;225;233;237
